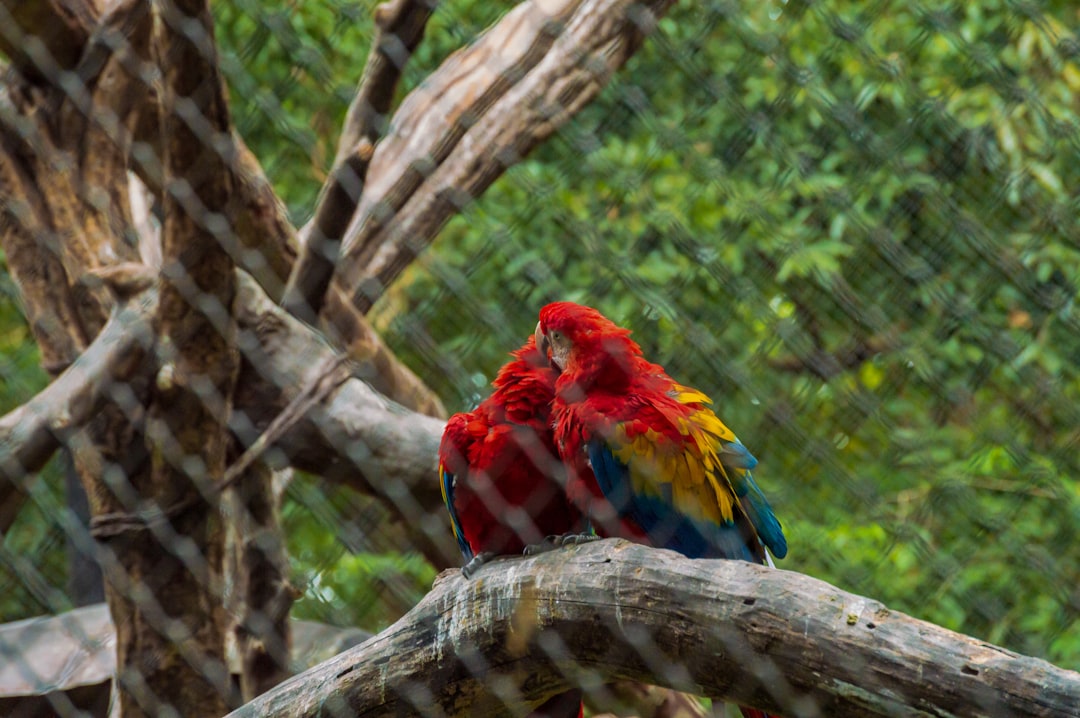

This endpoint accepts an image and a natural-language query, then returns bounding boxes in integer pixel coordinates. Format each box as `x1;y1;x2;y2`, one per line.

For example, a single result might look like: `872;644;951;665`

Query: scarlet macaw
535;302;786;718
439;336;585;577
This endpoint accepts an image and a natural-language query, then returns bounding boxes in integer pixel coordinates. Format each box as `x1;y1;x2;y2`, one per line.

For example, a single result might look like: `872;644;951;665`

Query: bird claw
461;551;496;579
523;533;599;556
556;533;600;547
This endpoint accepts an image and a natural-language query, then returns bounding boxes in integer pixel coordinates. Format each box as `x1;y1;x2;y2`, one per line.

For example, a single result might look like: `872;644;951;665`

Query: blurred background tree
2;0;1077;677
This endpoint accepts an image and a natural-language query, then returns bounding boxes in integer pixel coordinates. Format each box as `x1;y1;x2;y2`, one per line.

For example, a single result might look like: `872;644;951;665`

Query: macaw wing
587;435;762;563
671;385;788;561
439;414;475;561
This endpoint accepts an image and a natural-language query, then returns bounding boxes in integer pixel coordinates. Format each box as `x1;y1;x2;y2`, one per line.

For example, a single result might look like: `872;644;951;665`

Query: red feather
439;336;584;559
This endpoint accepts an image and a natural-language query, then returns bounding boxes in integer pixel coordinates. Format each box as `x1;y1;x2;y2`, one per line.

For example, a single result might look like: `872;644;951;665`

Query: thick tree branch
0;266;155;536
233;274;454;569
0;104;91;371
0;0;96;84
108;2;243;715
282;141;375;324
334;0;675;313
229;540;1080;718
0;270;450;565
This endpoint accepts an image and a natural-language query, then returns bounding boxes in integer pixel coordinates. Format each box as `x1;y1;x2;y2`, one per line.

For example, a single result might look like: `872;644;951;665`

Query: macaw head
535;302;641;383
490;335;557;414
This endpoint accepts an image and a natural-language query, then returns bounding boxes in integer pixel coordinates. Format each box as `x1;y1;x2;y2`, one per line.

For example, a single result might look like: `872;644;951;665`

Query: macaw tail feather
739;705;782;718
527;690;584;718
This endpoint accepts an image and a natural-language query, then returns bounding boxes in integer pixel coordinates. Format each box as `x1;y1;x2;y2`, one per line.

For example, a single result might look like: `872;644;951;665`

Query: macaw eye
550;330;563;342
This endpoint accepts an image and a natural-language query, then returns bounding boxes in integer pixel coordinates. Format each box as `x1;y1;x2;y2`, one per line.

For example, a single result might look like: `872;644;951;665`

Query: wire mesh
0;0;1077;716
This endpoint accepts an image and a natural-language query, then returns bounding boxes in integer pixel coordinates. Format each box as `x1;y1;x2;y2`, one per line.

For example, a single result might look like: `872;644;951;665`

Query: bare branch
229;540;1080;718
334;0;437;167
0;269;448;563
0;272;154;538
282;141;375;324
233;273;455;569
334;0;675;313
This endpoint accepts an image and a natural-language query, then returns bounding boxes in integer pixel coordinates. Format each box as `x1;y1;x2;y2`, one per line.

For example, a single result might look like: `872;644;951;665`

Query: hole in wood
961;665;979;676
743;597;756;606
866;622;876;630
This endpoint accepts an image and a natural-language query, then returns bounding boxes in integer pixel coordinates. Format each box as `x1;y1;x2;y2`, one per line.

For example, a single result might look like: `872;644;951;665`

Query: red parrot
439;335;585;576
535;301;787;718
439;336;585;718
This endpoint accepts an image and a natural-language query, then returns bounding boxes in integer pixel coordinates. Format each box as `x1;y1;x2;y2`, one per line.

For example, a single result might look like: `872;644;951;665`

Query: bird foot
523;533;599;556
461;551;496;579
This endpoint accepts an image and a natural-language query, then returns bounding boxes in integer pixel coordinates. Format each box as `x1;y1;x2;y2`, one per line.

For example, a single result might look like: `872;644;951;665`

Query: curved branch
0;288;158;491
233;273;454;568
228;540;1080;718
334;0;675;313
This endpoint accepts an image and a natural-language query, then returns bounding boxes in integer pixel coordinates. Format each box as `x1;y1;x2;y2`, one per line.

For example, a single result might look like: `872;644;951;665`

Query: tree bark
110;2;241;716
0;273;453;567
227;463;295;701
228;540;1080;718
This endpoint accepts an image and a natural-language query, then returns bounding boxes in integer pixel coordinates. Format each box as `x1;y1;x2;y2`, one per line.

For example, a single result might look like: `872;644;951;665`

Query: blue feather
734;471;787;559
718;439;786;559
588;440;758;562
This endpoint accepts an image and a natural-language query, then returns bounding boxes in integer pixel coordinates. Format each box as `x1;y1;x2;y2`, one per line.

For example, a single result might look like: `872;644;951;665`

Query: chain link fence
0;0;1077;716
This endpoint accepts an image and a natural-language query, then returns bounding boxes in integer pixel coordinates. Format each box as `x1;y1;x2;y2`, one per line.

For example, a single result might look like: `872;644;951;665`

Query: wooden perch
228;540;1080;718
334;0;676;314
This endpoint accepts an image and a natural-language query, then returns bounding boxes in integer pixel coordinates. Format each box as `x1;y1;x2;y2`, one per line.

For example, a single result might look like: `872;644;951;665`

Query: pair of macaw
438;301;787;718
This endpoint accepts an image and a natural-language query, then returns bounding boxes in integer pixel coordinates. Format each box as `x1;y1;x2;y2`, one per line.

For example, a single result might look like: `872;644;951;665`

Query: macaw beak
534;321;550;363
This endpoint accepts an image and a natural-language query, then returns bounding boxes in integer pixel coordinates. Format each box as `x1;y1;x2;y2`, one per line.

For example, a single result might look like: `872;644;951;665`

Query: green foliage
283;477;436;633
